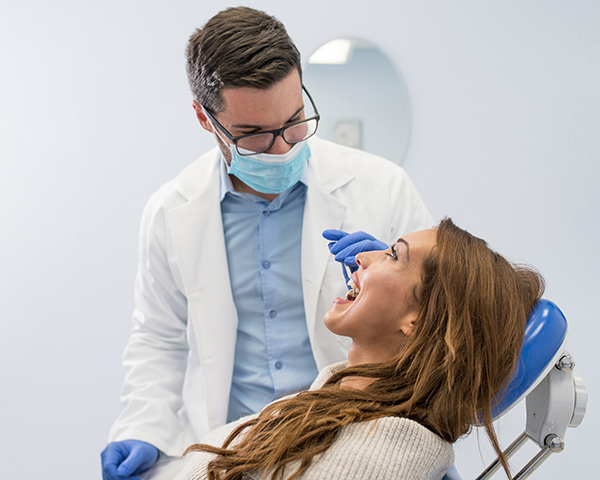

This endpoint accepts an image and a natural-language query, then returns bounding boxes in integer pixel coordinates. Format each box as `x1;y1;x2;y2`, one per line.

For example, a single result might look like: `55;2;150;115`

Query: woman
176;218;544;480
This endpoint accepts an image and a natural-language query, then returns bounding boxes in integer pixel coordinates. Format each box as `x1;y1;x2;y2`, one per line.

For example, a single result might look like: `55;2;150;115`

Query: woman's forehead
395;229;437;250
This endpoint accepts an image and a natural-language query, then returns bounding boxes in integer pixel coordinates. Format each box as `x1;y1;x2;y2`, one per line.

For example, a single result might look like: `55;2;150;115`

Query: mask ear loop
201;106;236;169
201;106;231;146
212;125;230;146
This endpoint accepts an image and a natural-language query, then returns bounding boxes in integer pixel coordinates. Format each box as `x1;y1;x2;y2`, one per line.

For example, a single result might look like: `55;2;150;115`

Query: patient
176;218;544;480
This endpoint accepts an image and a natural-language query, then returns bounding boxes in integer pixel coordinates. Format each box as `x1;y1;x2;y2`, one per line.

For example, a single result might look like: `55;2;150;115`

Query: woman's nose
355;252;371;269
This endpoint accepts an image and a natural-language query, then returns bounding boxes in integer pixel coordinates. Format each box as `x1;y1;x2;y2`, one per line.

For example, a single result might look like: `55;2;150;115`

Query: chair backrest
492;299;569;419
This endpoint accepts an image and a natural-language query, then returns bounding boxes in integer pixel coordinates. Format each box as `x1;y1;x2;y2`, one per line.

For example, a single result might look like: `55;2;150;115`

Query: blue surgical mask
225;141;310;194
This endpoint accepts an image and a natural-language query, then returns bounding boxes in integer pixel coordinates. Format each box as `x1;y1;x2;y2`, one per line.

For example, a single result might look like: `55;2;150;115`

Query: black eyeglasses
202;85;320;156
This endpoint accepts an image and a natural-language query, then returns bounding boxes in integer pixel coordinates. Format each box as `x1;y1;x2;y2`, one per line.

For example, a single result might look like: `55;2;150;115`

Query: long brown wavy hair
185;218;545;479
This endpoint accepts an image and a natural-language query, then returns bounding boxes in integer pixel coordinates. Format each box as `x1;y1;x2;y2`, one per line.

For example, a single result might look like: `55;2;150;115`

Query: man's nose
266;134;293;155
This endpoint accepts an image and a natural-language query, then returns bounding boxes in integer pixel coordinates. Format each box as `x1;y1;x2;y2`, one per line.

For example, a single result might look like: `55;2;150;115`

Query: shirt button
275;361;283;369
263;261;271;269
263;210;271;216
269;310;277;318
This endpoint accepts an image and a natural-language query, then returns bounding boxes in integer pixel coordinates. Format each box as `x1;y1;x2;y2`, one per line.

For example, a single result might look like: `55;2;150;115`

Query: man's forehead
218;74;304;127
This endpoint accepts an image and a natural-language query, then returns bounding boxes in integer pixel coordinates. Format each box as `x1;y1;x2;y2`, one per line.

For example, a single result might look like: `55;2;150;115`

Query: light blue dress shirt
219;158;319;422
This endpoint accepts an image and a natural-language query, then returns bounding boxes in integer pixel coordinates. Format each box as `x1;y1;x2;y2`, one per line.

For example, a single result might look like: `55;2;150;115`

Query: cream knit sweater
175;363;454;480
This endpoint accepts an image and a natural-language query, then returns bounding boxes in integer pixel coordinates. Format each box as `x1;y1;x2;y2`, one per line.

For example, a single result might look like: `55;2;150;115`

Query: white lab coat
108;136;434;458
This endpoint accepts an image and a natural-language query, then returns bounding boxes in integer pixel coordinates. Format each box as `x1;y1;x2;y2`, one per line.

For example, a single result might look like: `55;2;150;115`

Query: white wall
1;1;597;478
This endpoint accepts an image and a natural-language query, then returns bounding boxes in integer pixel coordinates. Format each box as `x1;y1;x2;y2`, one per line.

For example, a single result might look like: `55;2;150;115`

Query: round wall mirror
304;38;411;166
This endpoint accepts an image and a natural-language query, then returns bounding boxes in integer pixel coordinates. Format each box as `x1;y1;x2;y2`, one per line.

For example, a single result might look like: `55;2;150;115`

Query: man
101;7;433;480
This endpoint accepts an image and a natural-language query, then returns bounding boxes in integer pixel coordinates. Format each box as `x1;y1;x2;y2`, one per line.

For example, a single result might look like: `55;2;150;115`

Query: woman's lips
334;297;354;305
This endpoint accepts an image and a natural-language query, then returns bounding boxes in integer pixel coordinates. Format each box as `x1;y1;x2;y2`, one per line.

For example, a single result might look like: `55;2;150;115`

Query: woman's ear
400;312;418;337
192;101;214;132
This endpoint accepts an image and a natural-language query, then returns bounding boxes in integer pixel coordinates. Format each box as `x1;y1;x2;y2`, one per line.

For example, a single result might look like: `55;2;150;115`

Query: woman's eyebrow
396;238;410;262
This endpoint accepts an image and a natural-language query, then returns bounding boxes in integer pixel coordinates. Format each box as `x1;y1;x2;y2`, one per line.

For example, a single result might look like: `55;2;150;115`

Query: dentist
101;6;433;480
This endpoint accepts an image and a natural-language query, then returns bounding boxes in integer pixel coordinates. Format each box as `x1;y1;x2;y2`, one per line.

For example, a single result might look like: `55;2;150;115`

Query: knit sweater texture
175;363;454;480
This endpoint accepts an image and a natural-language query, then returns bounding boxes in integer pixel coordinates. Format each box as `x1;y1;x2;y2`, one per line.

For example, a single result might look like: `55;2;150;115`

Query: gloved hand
322;229;387;284
101;440;159;480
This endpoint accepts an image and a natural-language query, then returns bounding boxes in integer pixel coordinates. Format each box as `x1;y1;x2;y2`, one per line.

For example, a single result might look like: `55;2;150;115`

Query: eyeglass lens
236;118;318;154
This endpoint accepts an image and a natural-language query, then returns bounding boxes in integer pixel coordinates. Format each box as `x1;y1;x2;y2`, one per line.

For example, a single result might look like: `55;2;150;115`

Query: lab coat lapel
301;147;353;344
169;150;238;429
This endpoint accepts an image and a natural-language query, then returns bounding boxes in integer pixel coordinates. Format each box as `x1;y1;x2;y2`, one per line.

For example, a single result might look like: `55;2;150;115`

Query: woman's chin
324;297;354;333
325;297;353;317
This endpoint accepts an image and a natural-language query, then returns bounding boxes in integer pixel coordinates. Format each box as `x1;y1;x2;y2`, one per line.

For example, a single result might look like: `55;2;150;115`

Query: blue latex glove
322;229;387;284
101;440;159;480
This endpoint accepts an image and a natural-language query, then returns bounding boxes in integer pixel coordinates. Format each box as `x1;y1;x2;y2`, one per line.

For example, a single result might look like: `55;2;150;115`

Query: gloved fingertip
374;240;388;251
102;465;119;480
345;256;356;268
322;229;347;241
117;464;131;477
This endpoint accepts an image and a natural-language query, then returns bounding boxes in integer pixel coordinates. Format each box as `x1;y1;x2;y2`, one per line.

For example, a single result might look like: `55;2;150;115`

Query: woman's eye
386;245;398;261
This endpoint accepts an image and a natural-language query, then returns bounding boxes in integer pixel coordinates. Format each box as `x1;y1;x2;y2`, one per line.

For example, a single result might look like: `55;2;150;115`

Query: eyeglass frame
201;85;320;156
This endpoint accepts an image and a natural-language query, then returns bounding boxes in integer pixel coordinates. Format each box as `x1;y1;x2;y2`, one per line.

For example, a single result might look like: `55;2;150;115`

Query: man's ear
192;101;213;132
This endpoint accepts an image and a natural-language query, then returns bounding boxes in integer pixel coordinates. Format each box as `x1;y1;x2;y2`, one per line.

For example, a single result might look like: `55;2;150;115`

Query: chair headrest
492;299;568;419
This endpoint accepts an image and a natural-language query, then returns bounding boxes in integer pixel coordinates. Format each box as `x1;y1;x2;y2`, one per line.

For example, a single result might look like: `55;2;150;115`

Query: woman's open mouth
345;275;361;301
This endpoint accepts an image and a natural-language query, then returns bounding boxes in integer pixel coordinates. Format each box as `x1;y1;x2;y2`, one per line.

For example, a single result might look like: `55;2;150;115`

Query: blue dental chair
446;299;588;480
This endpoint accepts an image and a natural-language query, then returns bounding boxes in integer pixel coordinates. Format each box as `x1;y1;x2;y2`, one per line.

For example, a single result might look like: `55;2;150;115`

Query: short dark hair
185;7;302;112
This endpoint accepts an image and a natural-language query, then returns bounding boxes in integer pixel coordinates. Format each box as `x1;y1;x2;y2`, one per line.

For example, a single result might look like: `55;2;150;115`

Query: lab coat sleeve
108;186;190;455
